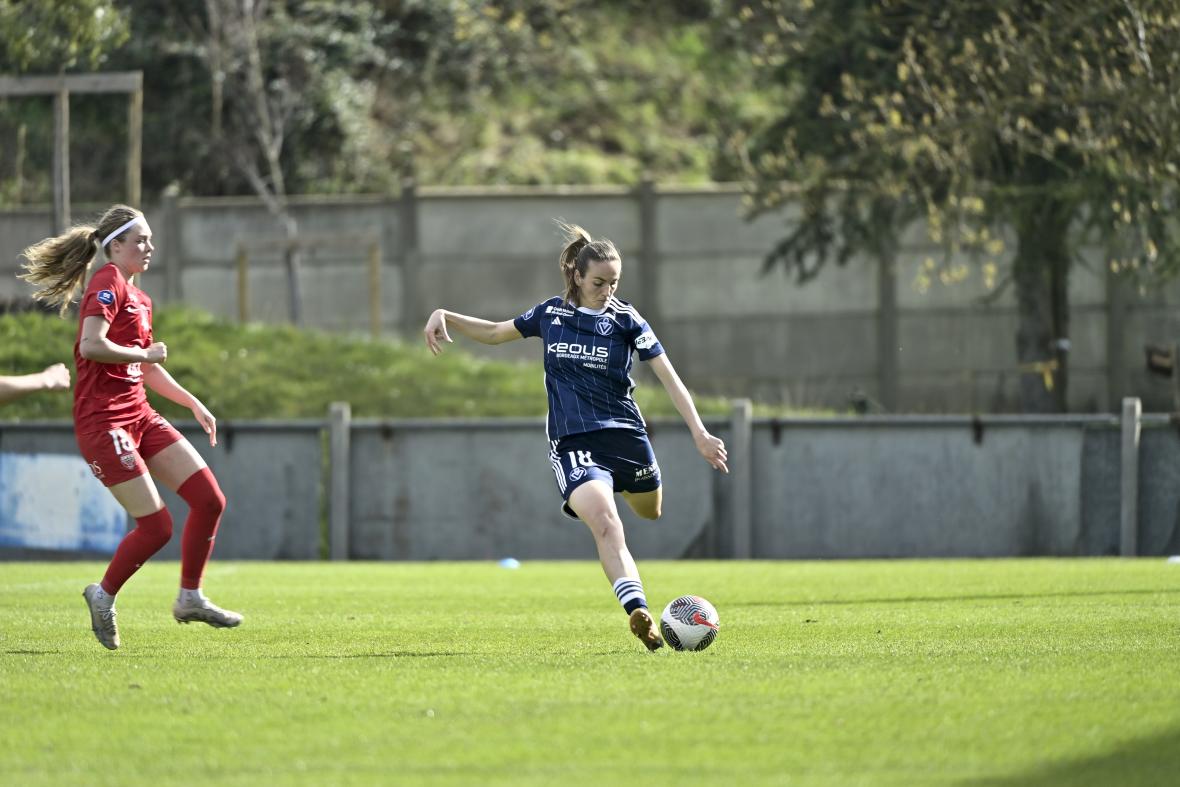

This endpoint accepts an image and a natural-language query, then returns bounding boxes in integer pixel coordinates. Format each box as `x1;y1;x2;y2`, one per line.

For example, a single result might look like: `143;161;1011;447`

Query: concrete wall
344;418;719;561
3;406;1175;561
0;421;322;560
6;186;1180;414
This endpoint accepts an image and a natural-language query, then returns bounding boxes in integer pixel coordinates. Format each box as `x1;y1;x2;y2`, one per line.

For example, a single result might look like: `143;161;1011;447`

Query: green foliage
1;559;1178;785
725;0;1180;411
0;1;779;202
731;0;1180;280
404;4;782;187
0;306;742;421
0;0;127;72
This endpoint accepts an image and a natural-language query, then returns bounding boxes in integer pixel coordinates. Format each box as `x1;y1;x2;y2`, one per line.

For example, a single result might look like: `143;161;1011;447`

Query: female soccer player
423;222;728;651
19;204;242;650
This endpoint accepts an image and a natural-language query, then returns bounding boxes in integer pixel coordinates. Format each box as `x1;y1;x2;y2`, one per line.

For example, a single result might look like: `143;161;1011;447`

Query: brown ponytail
556;220;621;306
18;204;142;316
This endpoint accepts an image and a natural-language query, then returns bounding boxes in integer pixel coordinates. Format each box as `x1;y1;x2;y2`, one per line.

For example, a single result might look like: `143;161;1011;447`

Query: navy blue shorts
549;428;661;501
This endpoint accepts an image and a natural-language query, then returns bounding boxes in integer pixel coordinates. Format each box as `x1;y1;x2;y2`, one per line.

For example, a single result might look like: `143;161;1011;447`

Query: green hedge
0;307;769;422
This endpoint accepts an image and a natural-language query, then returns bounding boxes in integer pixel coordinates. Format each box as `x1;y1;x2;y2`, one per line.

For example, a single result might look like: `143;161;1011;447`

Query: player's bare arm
79;316;167;364
143;364;218;447
423;309;522;355
0;363;71;403
647;353;728;473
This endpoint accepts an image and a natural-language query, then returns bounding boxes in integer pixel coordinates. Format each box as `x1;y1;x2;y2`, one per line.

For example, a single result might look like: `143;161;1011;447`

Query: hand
423;309;453;356
695;431;729;473
144;342;168;364
39;363;70;391
191;399;217;447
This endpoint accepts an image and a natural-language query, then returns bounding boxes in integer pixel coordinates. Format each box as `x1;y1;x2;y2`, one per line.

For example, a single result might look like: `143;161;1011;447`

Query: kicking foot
629;607;664;652
82;583;119;650
172;597;243;628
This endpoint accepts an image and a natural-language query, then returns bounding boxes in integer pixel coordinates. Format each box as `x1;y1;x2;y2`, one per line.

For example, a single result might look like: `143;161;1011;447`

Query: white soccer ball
659;595;720;651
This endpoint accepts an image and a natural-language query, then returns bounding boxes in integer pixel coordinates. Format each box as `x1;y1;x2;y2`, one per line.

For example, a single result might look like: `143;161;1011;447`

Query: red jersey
73;263;155;432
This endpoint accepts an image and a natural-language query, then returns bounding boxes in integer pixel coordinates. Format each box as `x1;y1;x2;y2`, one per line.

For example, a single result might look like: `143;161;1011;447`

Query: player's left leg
145;431;242;628
621;488;662;520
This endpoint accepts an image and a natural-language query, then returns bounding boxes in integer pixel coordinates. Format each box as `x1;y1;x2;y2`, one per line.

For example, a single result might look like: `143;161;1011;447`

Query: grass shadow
737;587;1180;608
965;724;1180;786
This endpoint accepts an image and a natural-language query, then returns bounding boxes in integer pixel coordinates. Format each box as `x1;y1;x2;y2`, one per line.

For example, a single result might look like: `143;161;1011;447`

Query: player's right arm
78;316;167;364
423;309;522;355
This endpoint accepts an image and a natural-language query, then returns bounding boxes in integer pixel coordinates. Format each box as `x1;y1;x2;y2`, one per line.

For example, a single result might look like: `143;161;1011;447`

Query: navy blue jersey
514;295;665;440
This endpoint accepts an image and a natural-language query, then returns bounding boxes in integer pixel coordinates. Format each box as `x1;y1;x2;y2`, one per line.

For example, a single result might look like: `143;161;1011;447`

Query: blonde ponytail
18;227;100;316
18;204;143;316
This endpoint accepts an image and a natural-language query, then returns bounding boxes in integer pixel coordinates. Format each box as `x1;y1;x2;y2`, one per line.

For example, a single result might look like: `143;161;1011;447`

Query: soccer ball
659;595;720;651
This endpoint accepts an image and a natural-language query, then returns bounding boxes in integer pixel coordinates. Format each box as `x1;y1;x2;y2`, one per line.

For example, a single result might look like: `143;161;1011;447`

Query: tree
0;0;126;72
727;0;1180;412
0;0;128;204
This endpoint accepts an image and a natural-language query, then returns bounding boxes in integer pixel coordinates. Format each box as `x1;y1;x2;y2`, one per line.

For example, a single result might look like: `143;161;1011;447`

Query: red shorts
77;411;184;487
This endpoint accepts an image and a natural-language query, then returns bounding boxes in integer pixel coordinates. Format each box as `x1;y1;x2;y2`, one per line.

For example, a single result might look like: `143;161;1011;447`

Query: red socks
177;468;227;590
101;508;173;595
99;468;226;596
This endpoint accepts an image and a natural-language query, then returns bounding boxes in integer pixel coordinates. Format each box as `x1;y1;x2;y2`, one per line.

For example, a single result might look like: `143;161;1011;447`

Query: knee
138;509;173;548
201;486;227;518
637;504;662;521
587;511;626;543
180;471;226;518
152;519;174;547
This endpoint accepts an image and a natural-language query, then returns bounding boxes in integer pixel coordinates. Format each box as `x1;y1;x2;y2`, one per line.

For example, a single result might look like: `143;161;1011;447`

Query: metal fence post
636;177;661;330
329;401;351;561
398;178;420;337
1119;397;1141;557
729;398;753;558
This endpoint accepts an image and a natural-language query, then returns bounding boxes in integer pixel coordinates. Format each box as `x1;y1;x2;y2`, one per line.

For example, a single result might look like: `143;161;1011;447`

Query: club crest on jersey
523;306;537;320
96;289;115;305
120;454;137;470
569;467;587;482
595;317;614;336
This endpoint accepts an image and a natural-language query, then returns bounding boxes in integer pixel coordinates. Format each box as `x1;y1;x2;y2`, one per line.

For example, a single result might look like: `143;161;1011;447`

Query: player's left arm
0;364;70;404
142;364;218;447
646;353;728;473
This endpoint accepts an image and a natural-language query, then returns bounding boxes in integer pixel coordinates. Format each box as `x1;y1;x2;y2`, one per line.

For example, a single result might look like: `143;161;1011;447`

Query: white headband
101;216;146;248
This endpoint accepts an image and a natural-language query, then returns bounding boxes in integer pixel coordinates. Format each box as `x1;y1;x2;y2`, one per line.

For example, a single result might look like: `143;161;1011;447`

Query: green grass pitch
1;559;1178;786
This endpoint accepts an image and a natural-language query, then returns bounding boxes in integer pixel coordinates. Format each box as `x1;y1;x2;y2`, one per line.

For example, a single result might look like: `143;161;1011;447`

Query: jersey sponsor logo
523;306;537;320
547;341;609;359
635;331;657;350
595;317;614;336
634;463;660;481
96;289;115;305
545;306;575;316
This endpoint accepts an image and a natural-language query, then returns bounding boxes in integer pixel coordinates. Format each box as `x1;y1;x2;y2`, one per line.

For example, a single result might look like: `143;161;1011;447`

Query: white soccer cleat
172;597;243;628
82;583;119;650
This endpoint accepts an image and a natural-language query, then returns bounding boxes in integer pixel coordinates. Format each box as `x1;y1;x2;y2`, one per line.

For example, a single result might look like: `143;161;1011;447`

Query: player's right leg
82;473;171;650
567;480;663;652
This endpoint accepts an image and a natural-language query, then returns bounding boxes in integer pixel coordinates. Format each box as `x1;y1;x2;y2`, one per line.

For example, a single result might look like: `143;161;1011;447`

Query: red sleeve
79;266;123;323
